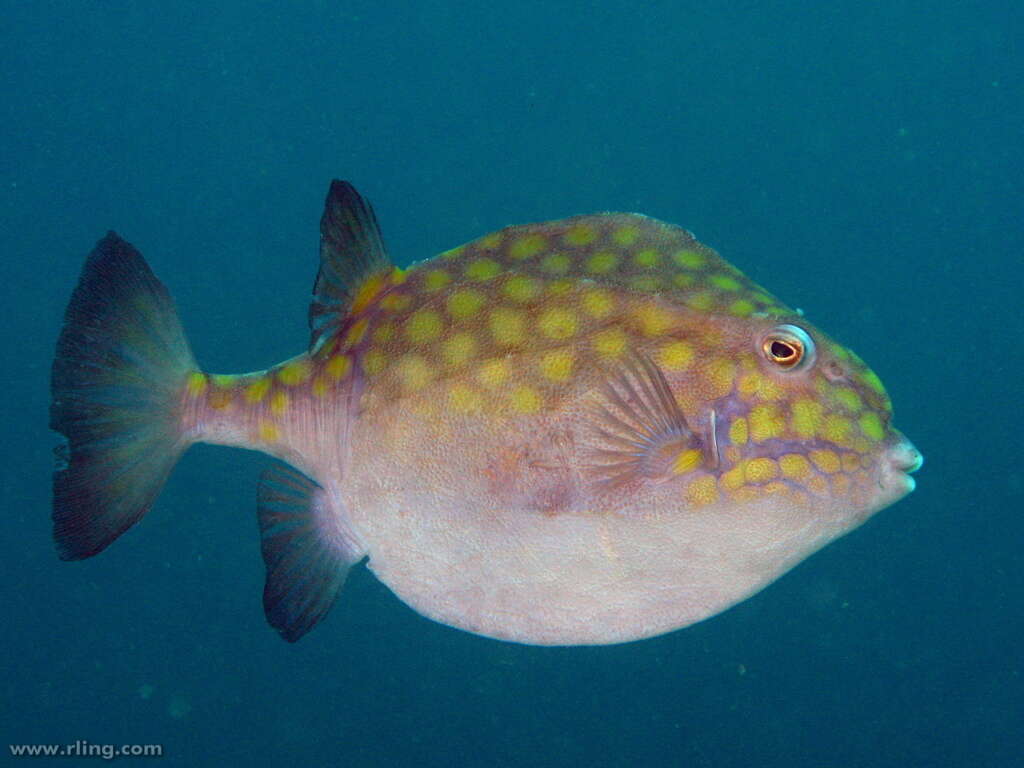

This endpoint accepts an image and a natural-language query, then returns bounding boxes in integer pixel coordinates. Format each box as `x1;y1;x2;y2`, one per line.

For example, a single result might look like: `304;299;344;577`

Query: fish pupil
770;340;797;360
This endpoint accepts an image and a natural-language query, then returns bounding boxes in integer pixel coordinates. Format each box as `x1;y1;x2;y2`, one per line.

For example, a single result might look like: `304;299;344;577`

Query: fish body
51;181;921;644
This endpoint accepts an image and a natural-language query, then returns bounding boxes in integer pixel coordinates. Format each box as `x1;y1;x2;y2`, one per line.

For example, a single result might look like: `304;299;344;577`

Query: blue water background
2;1;1021;766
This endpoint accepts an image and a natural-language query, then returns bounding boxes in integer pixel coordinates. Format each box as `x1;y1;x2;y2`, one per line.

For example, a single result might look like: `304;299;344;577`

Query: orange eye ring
761;324;815;371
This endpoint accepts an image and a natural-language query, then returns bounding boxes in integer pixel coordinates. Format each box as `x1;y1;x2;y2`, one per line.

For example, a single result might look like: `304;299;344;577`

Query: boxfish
50;181;922;644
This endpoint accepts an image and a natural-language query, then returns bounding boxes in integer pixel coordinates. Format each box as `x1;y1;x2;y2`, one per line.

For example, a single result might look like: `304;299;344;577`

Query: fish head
672;305;923;521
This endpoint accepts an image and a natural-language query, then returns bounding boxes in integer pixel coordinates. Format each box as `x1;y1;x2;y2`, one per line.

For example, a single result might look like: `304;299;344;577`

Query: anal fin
257;463;365;642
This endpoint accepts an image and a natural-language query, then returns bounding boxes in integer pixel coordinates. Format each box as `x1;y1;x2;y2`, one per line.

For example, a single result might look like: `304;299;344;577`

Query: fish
50;180;923;645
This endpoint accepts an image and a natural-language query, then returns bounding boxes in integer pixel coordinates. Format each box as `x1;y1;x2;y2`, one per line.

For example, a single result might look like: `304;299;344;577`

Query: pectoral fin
587;352;711;487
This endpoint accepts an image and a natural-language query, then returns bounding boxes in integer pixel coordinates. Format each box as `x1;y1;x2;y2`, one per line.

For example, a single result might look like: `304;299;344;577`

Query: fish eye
761;324;815;371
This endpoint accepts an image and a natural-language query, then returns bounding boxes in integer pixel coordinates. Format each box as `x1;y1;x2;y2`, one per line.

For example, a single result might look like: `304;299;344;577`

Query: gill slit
706;408;721;471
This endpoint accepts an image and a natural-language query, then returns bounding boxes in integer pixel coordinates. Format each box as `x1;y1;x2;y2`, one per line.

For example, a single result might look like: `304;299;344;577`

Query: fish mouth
884;435;924;493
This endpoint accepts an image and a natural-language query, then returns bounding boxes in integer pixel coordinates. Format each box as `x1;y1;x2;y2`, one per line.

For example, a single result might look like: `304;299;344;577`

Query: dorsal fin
308;180;391;354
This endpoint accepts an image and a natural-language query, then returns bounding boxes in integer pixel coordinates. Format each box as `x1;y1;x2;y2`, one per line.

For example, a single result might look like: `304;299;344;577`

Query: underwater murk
50;180;922;644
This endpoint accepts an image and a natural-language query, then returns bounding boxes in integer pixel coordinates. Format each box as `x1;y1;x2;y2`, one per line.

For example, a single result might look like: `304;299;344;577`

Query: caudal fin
50;232;196;560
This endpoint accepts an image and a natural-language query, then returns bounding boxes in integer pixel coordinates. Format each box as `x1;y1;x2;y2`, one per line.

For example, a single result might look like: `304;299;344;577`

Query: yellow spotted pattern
185;210;894;509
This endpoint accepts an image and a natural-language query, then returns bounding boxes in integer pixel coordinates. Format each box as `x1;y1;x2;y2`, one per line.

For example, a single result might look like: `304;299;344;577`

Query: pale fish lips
884;432;924;494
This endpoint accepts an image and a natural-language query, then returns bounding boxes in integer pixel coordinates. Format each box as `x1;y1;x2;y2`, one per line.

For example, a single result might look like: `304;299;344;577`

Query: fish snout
887;434;923;474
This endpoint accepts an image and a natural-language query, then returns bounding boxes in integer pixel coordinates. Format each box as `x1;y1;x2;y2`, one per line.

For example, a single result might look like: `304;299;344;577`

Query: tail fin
50;232;196;560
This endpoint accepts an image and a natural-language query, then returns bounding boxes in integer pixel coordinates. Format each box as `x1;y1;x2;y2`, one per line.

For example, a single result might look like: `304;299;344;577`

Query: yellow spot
479;232;503;250
739;372;785;401
325;355;352;381
270;390;289;416
729;299;755;316
629;275;662;292
830;344;851;360
764;481;788;495
372;322;396;343
809;449;841;474
779;453;812;480
186;372;207;397
586;250;619;274
396;355;434;392
277;360;311;387
343;318;369;347
539;349;574;382
791;398;824;437
511;385;541;413
833;388;863;412
478;359;509;387
612;225;640;246
423;270;451;292
720;466;745;491
351;271;387;314
673;249;705;268
258;420;279;443
405;309;443;343
703;358;736;399
686;292;714;311
442;332;477;367
859;411;885;441
831;473;851;495
390;266;407;284
821;414;853;444
489;307;526;346
503;276;540;302
710;274;741;291
245;377;271;402
672;449;703;475
362;349;387;375
582;289;615;318
633;248;660;267
672;272;695;289
546;278;574;296
594;327;627;357
743;457;779;483
510;233;547;259
634;302;674;336
447;289;485;318
208;389;232;410
379;292;412;312
312;377;328;398
448;383;483;413
807;475;830;496
541;253;571;274
465;258;501;281
729;417;748;445
564;224;597;246
440;246;465;259
861;369;887;396
538;307;578;339
730;486;760;503
749;403;785;442
657;341;694;371
842;453;861;472
211;374;236;388
685;475;719;507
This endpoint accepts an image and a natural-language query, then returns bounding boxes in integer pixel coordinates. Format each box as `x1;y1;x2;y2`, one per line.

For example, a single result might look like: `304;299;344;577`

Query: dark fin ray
587;351;702;486
257;463;365;642
50;232;196;560
308;180;391;354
